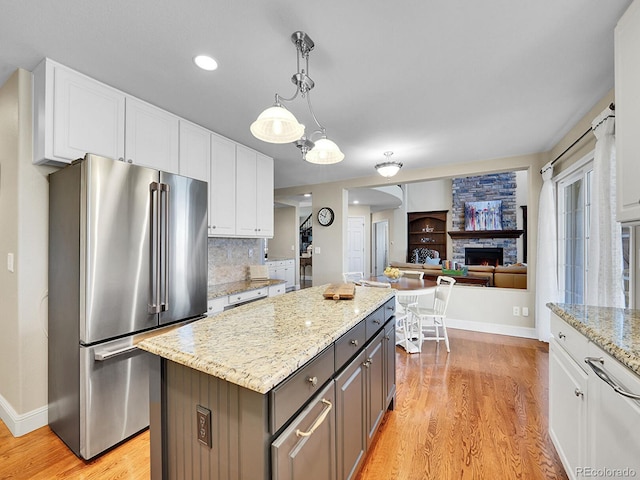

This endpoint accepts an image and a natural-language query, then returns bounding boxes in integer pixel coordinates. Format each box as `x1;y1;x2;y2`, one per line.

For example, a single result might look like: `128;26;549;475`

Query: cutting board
323;283;356;300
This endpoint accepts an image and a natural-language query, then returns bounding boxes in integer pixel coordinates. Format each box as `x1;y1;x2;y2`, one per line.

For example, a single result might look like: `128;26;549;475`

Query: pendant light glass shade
375;162;402;177
305;137;345;164
375;151;402;177
250;105;305;144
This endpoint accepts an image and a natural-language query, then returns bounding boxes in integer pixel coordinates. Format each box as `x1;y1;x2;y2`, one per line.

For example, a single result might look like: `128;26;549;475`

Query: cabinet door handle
306;376;318;387
373;319;381;325
295;399;332;438
574;388;584;398
350;339;359;347
585;356;640;400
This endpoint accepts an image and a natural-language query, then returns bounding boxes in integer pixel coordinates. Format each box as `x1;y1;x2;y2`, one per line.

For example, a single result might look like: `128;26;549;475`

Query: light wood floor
0;329;567;480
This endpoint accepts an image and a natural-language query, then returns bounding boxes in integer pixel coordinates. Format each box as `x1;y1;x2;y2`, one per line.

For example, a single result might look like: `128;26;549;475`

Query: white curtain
587;107;625;308
535;162;559;342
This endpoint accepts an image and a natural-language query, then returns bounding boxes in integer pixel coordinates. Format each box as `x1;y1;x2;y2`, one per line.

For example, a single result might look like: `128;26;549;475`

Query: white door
347;217;365;274
373;221;389;276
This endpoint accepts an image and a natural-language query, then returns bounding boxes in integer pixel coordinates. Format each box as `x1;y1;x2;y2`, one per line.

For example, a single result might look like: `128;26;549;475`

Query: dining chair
408;276;456;353
342;272;364;283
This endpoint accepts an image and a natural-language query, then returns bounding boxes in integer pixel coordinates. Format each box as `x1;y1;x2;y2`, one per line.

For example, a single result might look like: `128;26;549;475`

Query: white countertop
139;285;395;394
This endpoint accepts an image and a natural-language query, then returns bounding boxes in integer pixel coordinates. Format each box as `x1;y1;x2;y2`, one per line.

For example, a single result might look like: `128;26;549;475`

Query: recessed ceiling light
194;55;218;71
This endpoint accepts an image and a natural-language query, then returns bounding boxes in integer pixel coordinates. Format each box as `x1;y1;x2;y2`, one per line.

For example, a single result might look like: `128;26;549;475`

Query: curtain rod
540;102;615;174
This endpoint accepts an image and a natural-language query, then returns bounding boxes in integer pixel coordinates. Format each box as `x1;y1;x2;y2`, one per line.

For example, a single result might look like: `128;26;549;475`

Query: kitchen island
139;284;396;480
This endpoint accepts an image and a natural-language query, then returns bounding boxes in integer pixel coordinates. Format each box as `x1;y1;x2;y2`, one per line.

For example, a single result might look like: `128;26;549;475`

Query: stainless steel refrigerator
48;153;207;459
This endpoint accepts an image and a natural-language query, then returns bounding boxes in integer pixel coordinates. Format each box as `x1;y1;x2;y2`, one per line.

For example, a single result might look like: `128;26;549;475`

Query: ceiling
0;1;631;190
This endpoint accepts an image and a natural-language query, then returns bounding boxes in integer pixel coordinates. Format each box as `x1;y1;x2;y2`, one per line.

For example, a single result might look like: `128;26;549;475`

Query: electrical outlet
196;405;212;448
7;253;14;273
522;307;529;317
315;247;321;254
513;306;520;316
248;248;253;257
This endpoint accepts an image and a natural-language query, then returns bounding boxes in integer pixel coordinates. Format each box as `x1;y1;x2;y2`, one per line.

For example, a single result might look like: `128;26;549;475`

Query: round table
367;276;436;354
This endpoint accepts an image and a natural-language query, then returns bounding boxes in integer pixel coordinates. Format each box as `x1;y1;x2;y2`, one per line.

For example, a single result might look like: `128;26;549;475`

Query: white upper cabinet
179;120;210;183
235;145;274;238
615;0;640;222
209;134;237;236
256;152;275;237
33;58;125;165
124;97;179;174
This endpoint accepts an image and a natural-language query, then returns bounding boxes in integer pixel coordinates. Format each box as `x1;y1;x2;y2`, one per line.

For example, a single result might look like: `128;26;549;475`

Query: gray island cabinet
138;285;397;480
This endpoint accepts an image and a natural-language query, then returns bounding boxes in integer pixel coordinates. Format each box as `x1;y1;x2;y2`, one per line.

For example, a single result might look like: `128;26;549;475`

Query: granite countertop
139;285;395;394
547;303;640;376
208;279;285;300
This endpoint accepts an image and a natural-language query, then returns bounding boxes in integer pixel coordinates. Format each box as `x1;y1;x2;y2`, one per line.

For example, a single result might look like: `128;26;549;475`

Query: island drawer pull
306;376;318;387
350;339;359;347
585;356;640;400
295;399;332;437
558;332;566;339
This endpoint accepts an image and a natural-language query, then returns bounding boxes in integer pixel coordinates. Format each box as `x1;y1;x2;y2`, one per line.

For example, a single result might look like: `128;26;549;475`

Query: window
557;158;632;307
557;162;592;304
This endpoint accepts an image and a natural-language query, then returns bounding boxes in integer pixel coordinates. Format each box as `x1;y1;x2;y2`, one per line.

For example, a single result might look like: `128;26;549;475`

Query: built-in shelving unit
407;210;448;262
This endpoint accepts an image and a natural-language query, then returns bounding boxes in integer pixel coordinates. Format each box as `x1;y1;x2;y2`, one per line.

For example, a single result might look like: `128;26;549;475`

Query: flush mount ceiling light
194;55;218;71
375;151;403;178
250;31;344;164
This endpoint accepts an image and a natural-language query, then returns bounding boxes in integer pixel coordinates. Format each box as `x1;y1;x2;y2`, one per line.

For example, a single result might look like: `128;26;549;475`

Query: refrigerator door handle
160;183;170;312
94;345;139;361
149;182;161;314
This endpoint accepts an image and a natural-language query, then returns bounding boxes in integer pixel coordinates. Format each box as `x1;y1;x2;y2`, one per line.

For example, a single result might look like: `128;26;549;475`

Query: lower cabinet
334;319;395;480
549;339;588;480
585;344;640;474
549;313;640;479
272;381;337;480
335;350;367;480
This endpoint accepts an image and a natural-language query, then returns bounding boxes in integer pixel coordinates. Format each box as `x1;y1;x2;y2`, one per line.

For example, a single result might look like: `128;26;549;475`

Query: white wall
0;69;55;436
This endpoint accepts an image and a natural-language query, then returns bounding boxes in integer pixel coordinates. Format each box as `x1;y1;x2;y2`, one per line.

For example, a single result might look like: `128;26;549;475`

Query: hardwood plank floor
357;329;568;480
0;329;567;479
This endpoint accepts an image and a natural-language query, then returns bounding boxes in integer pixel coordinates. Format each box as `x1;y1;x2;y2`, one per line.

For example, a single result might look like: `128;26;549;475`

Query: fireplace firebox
465;247;503;266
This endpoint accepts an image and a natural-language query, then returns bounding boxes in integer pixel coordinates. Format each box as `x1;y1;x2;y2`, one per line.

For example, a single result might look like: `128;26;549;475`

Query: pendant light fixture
375;151;403;177
250;31;344;164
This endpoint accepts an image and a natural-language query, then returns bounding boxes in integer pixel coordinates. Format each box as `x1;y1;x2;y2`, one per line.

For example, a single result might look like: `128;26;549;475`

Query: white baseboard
0;394;48;437
447;318;540;340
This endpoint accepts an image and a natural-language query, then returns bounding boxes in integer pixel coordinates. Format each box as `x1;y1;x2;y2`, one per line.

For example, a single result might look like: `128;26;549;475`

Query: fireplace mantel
448;230;524;239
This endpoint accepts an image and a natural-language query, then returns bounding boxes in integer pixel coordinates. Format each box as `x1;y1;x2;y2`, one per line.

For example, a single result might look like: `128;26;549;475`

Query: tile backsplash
208;237;264;285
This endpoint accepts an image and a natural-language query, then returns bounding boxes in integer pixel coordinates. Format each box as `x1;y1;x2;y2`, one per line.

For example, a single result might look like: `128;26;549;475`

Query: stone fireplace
465;247;504;266
451;172;518;265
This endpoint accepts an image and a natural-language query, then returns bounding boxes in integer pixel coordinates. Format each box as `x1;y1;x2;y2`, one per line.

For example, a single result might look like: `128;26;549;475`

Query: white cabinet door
235;146;274;237
33;58;125;165
179;120;210;183
615;0;640;222
236;145;259;236
209;134;236;236
124;97;179;173
549;339;588;480
586;345;640;474
256;153;274;237
284;260;295;289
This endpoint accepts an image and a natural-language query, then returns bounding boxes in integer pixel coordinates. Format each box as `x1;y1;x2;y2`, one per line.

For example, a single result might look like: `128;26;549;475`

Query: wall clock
317;207;335;227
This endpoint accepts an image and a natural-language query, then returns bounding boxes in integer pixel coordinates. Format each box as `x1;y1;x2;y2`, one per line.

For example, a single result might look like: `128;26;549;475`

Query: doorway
347;216;365;274
373;220;389;276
